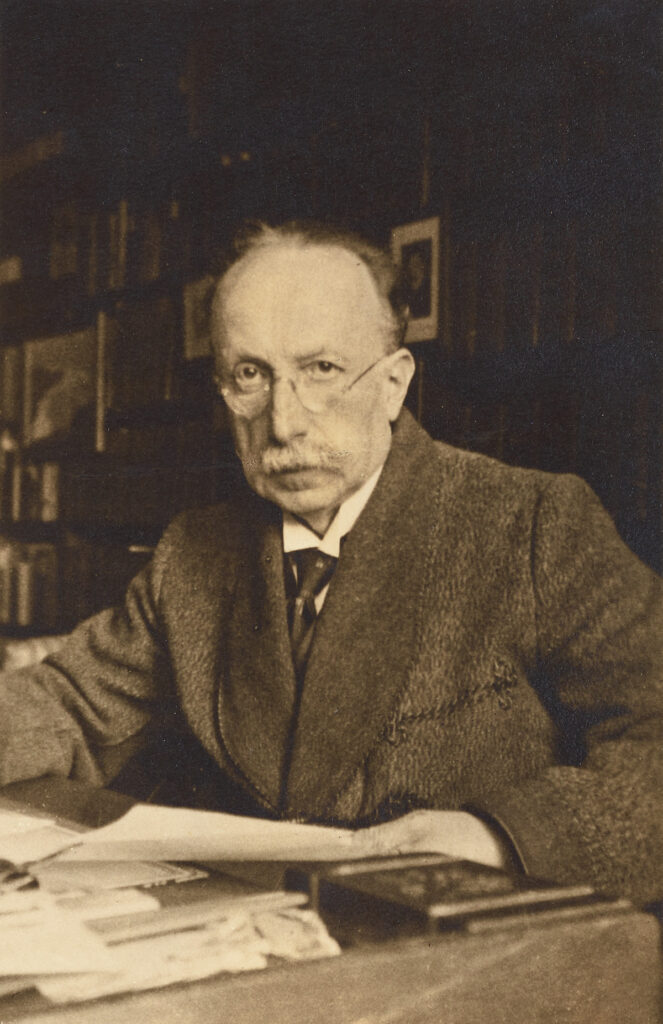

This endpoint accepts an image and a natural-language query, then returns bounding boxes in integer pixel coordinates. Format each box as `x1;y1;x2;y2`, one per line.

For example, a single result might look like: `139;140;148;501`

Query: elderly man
1;221;661;903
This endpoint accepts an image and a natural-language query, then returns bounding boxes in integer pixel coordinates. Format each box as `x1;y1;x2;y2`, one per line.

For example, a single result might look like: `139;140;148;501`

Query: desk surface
2;779;661;1024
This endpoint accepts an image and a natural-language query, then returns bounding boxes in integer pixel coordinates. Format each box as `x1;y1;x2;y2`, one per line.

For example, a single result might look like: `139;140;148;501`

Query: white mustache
245;443;350;474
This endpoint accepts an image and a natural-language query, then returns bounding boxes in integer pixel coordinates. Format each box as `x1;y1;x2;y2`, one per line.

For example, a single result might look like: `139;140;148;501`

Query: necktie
287;549;337;683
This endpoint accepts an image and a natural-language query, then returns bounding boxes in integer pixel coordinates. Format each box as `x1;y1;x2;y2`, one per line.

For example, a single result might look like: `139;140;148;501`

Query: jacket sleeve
473;474;663;903
0;520;178;788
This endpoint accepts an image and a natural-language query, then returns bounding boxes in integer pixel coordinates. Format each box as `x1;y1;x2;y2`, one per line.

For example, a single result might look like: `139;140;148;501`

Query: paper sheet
0;807;80;869
55;888;160;921
0;808;53;835
63;804;362;863
37;906;340;1004
0;900;117;975
0;824;81;865
37;916;269;1002
34;858;207;893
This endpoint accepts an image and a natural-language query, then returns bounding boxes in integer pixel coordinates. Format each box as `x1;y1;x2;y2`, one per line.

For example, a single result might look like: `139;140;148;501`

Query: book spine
15;554;33;626
95;310;109;453
1;346;21;424
11;457;22;522
0;543;14;624
40;462;60;522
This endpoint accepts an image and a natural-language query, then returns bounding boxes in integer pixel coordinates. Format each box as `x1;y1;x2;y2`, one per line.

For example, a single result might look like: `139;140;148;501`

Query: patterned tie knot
292;549;337;615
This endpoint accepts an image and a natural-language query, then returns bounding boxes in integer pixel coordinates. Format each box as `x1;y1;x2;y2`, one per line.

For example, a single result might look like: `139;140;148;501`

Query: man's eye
305;360;343;381
234;363;267;388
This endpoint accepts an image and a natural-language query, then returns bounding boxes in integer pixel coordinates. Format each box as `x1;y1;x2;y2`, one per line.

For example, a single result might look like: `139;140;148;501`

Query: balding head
212;220;408;357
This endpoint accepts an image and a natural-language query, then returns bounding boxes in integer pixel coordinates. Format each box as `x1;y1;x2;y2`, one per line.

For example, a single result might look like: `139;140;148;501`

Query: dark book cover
290;855;628;944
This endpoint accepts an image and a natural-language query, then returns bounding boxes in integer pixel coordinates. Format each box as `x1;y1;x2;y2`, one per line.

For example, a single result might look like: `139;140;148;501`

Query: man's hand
354;810;510;868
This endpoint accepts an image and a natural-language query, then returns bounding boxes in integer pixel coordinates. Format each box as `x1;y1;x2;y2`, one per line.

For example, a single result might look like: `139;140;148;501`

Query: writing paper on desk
37;922;269;1003
35;858;207;893
0;824;80;864
0;809;53;835
0;806;80;863
64;804;360;862
0;897;116;975
38;907;340;1004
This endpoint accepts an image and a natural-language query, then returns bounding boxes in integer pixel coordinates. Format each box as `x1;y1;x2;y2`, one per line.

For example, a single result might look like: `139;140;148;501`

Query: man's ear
385;347;416;421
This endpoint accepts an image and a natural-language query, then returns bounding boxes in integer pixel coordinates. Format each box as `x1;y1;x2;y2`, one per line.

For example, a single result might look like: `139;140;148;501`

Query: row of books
0;533;155;632
0;286;215;446
49;197;185;295
0;540;58;629
0;409;233;534
0;452;60;524
436;212;646;360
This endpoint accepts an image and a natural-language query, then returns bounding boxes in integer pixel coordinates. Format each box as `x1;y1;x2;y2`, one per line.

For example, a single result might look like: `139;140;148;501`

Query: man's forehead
218;242;385;329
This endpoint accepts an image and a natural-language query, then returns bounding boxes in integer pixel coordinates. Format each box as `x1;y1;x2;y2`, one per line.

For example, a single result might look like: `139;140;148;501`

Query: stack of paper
0;890;118;977
0;803;347;1007
0;886;340;1003
37;905;340;1004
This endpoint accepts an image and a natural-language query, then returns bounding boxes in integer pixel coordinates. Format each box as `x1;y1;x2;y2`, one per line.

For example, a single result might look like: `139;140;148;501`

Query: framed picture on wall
391;216;440;343
23;328;98;446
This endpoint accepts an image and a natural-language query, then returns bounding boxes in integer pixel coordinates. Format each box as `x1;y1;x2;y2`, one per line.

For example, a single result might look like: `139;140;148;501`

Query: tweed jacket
1;411;662;902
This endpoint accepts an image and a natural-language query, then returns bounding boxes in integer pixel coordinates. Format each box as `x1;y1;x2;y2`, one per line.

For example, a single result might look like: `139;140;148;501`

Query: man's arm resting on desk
0;526;175;787
356;810;514;869
357;476;663;897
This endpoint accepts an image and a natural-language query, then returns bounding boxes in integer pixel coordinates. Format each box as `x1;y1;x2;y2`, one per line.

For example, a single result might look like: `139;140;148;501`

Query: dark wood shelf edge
0;520;60;542
0;624;68;639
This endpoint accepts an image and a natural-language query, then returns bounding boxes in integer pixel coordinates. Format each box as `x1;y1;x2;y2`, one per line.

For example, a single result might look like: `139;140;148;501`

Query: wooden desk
2;780;661;1024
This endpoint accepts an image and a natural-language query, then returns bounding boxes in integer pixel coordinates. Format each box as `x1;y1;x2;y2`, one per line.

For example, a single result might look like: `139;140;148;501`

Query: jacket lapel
283;412;443;819
216;495;298;812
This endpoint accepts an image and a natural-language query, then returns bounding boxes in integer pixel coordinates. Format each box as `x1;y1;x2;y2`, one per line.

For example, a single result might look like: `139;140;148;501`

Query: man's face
213;243;413;533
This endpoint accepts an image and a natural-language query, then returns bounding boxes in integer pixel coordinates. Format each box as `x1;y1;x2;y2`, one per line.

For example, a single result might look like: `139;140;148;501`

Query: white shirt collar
282;463;384;558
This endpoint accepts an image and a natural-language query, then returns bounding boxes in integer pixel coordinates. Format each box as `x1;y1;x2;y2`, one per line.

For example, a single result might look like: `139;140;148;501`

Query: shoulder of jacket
429;439;549;491
426;441;602;525
156;501;252;558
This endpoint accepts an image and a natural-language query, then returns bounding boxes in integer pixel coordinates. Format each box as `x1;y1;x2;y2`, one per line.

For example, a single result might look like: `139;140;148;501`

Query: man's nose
268;377;309;444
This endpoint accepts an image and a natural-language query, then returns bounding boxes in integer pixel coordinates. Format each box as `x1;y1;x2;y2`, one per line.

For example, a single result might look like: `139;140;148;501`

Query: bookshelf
0;155;241;634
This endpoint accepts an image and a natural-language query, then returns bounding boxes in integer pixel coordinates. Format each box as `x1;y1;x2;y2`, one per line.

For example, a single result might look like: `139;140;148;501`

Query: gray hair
212;219;409;352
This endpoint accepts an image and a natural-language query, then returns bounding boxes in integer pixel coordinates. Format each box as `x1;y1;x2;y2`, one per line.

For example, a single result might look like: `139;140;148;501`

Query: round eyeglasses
214;351;396;419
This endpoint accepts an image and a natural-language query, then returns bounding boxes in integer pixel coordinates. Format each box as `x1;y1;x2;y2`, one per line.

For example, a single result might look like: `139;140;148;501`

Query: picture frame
23;328;98;446
391;216;440;343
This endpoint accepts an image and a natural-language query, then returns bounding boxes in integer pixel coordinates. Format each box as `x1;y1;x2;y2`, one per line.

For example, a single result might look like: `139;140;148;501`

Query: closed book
292;856;626;943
